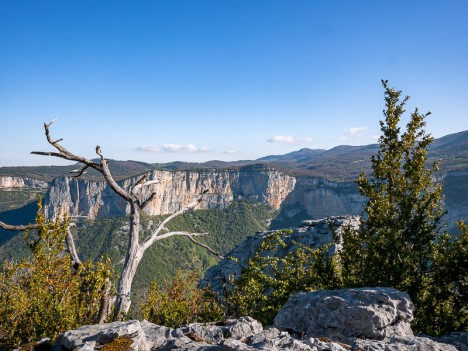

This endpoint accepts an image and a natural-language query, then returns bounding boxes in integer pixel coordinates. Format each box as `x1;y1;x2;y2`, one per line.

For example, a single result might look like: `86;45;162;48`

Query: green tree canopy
333;80;466;334
227;81;467;335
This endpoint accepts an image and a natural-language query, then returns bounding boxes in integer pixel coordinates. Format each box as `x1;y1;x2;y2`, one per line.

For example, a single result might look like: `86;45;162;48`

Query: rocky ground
39;287;466;351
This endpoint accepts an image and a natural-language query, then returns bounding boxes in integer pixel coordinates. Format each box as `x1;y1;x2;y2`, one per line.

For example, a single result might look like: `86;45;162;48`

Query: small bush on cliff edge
0;201;112;349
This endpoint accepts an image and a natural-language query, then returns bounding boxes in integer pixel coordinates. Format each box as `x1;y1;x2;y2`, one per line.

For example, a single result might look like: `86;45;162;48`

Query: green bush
141;269;224;328
0;202;112;349
225;229;339;325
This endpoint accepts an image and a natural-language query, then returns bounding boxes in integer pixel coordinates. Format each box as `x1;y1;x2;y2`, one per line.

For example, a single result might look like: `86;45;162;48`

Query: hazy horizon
1;128;465;169
1;1;467;166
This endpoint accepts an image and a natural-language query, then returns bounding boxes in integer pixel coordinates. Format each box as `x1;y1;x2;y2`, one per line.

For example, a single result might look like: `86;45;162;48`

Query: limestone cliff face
279;177;363;219
17;166;468;228
0;176;48;189
42;166;297;219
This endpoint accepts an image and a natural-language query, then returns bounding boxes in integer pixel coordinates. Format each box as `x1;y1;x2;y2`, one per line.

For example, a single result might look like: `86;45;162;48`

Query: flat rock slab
274;287;414;342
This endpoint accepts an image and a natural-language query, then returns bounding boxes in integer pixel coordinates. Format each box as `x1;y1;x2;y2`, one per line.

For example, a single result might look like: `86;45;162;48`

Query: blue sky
1;1;467;166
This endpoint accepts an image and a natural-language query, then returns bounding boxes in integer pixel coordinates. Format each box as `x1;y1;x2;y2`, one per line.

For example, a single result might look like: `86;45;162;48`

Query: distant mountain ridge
1;130;467;182
1;130;467;234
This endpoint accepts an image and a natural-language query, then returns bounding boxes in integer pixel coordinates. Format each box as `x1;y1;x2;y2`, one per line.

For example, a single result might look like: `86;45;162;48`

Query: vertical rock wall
42;166;297;219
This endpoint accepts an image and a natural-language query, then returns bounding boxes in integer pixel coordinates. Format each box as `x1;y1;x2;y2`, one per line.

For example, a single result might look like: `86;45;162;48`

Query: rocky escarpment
279;177;363;220
200;216;360;294
0;176;48;189
41;168;365;223
49;288;463;351
42;165;296;219
9;165;467;228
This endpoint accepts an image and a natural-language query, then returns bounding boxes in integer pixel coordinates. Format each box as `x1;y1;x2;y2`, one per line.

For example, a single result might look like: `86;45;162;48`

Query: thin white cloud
137;144;212;153
137;145;161;153
162;144;211;153
349;127;367;136
223;149;237;154
267;135;314;144
341;127;367;141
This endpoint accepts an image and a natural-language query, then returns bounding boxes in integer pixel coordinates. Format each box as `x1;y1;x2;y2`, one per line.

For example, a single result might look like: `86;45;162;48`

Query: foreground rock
200;216;360;294
52;317;315;351
275;287;468;350
275;287;414;342
52;314;460;351
50;287;463;351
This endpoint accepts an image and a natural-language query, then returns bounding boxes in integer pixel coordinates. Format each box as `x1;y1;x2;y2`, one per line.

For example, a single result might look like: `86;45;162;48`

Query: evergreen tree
348;80;444;288
227;81;467;334
338;80;466;334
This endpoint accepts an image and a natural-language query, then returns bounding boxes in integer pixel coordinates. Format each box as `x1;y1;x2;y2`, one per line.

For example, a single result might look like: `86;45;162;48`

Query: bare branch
146;231;223;259
141;196;204;251
142;180;160;186
0;221;39;231
95;145;105;163
66;223;82;268
31;151;73;160
92;144;134;202
32;122;101;171
151;230;207;241
130;172;149;194
134;179;160;194
70;214;88;219
46;118;57;127
130;172;160;195
187;235;224;259
70;165;89;178
34;121;134;205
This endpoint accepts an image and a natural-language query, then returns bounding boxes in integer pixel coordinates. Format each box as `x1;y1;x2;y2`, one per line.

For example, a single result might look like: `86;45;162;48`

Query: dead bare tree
0;119;223;320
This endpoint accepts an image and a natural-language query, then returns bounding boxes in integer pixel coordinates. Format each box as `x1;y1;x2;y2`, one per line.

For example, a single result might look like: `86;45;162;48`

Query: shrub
225;229;339;325
141;269;223;328
0;201;112;349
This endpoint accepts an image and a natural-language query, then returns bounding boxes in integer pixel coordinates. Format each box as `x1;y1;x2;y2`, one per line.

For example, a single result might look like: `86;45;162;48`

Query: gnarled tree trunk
27;120;223;320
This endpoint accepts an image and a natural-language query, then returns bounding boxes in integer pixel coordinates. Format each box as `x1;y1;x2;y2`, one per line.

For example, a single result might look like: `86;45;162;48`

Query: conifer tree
339;80;466;334
348;80;444;289
227;81;467;334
